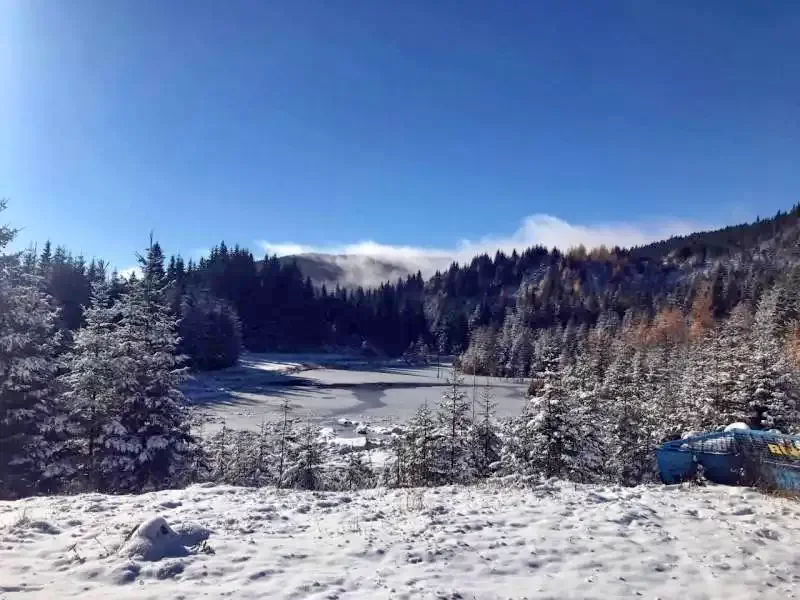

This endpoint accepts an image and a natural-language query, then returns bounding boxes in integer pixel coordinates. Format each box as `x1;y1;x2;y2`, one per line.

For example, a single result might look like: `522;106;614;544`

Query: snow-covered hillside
1;482;798;599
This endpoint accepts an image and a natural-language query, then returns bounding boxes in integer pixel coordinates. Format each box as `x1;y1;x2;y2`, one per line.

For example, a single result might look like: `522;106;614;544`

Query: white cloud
258;213;707;283
118;265;142;280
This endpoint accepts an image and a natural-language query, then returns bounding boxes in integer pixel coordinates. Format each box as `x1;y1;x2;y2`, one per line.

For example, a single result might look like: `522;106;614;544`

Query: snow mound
121;516;210;561
724;422;750;432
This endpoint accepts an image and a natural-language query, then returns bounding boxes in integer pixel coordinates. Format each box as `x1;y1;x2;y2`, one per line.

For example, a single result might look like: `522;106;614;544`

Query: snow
2;482;799;599
725;422;751;432
120;516;210;562
186;355;528;432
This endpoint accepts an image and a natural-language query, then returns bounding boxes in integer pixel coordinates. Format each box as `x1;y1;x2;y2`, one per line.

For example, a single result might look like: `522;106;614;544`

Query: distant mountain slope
277;206;800;290
630;205;800;261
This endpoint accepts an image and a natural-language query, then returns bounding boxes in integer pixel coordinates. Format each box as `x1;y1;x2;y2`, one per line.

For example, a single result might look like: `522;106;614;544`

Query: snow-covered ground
186;354;528;432
2;481;799;599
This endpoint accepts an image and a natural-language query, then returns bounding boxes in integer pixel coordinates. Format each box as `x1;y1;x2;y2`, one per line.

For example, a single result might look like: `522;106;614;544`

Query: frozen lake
185;353;529;431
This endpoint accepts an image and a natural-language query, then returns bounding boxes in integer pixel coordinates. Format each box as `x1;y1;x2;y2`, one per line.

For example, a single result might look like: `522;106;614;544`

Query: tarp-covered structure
657;429;800;492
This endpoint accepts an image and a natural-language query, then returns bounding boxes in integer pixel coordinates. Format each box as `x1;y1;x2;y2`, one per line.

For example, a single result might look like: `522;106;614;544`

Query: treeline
18;204;800;369
167;243;428;358
20;240;431;368
426;204;800;357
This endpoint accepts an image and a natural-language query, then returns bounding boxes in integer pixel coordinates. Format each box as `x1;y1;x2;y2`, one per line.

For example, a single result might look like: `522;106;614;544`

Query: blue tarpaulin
657;429;800;492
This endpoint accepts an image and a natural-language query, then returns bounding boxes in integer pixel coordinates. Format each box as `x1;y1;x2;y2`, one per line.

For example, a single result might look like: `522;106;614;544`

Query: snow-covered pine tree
499;397;538;477
470;382;500;478
102;239;196;491
748;288;800;432
382;434;407;488
560;325;607;481
284;422;326;490
521;347;586;480
404;400;439;486
603;341;651;485
60;281;120;491
509;326;534;382
229;430;258;486
437;367;473;483
562;323;594;395
463;326;498;376
209;424;231;482
341;450;375;490
254;418;272;486
586;310;620;385
528;327;561;396
0;204;63;499
276;397;292;486
558;320;579;373
704;303;754;429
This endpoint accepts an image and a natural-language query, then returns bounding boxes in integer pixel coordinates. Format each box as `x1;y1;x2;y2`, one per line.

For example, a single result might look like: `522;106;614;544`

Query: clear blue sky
2;1;799;268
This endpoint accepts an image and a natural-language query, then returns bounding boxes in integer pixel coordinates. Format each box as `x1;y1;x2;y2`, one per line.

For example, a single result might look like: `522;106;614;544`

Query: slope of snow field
1;482;799;599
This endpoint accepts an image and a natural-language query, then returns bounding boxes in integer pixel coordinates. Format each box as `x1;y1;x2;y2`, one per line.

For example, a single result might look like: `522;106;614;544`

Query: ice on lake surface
184;353;529;431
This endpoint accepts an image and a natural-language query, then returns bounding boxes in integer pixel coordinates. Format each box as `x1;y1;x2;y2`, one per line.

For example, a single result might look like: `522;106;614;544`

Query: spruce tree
705;303;754;428
341;450;374;490
0;205;62;498
60;281;120;490
405;400;439;486
102;240;196;491
284;423;326;490
470;382;500;478
748;288;800;432
522;351;586;480
603;342;651;485
500;397;539;477
437;368;473;483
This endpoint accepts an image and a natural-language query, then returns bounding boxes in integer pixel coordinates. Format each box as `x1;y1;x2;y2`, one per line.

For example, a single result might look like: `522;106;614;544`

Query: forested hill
20;204;800;365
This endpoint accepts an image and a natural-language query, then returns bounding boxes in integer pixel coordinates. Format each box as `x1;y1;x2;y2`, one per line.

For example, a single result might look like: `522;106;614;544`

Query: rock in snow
1;482;799;598
121;516;210;561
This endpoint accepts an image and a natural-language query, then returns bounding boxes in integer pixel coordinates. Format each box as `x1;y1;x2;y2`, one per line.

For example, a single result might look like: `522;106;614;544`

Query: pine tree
60;281;120;490
101;240;196;491
37;241;52;278
341;450;374;490
276;397;292;486
254;418;271;486
470;383;500;478
382;434;407;488
748;288;800;432
500;397;539;477
437;368;473;483
705;303;754;428
210;424;230;482
520;352;585;479
528;327;561;396
603;342;652;485
229;430;258;486
404;400;439;486
284;423;326;490
0;205;63;498
179;289;243;370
